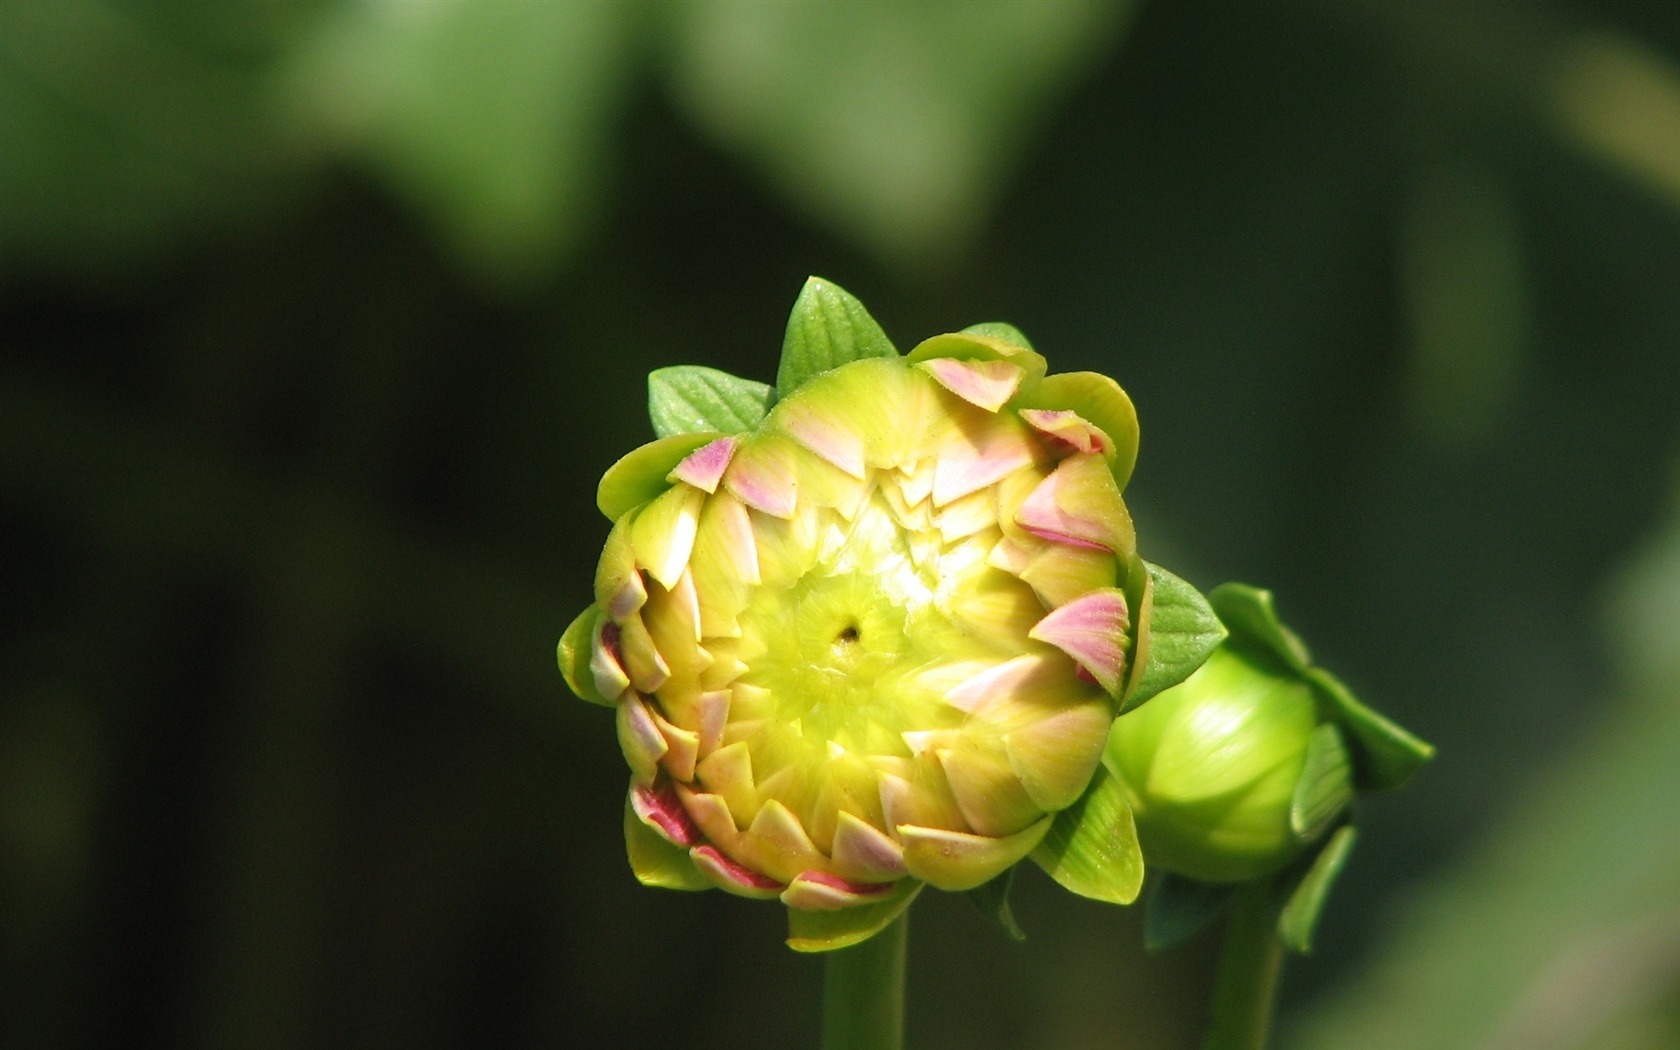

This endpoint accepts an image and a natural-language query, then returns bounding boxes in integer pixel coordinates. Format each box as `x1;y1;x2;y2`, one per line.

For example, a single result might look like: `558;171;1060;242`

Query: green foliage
1277;825;1357;954
1145;873;1234;952
966;867;1029;942
776;277;899;397
1129;564;1226;707
1030;765;1145;906
647;366;775;439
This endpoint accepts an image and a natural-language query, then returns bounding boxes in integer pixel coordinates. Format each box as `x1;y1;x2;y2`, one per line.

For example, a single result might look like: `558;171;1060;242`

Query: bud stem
822;913;908;1050
1203;879;1284;1050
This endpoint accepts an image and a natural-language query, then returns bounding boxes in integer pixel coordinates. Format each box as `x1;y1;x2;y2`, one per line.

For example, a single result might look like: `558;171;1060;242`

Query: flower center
735;485;967;759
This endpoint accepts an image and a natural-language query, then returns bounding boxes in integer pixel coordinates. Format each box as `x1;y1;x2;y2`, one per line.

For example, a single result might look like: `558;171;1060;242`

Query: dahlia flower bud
559;278;1154;950
1108;583;1434;949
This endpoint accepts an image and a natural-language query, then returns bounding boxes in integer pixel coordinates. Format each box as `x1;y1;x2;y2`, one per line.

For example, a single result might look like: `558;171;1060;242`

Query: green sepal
1144;872;1235;952
1029;765;1144;905
966;865;1027;942
648;365;774;439
1028;371;1141;491
960;321;1035;350
1290;723;1354;841
1208;582;1311;673
596;431;721;521
558;604;609;705
623;795;710;892
1126;563;1226;708
776;276;897;398
786;880;922;953
1277;824;1358;953
1307;667;1435;792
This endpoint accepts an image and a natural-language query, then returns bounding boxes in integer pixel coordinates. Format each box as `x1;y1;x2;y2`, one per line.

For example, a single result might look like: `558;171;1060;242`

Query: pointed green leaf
1029;765;1144;905
786;881;922;953
1209;582;1311;673
1127;563;1226;708
1291;724;1355;841
623;796;710;891
1144;872;1235;952
558;604;609;705
1277;824;1358;953
966;866;1027;941
776;276;898;397
961;321;1035;350
596;431;721;521
1307;668;1435;792
648;365;775;438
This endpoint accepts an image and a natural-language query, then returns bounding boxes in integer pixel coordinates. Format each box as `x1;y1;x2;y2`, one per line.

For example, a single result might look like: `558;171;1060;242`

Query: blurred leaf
648;366;774;439
966;866;1028;942
282;0;636;286
1277;824;1357;954
1293;472;1680;1049
1144;873;1234;952
0;0;309;275
665;0;1132;268
1030;765;1144;905
1399;163;1527;447
1128;563;1225;707
776;276;897;397
1290;725;1354;842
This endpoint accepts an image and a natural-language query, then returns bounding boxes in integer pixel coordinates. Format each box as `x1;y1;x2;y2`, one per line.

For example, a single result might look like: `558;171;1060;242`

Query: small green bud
1108;644;1319;883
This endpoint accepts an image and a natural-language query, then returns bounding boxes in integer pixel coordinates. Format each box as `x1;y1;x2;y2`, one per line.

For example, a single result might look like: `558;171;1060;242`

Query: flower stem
822;913;908;1050
1203;879;1284;1050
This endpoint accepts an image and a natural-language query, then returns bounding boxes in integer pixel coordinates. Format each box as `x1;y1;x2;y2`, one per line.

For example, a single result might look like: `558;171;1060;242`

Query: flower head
559;279;1152;949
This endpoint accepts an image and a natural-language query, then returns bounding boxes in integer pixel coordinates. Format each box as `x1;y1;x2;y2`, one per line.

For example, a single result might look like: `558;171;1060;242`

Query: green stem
1203;879;1285;1050
822;913;908;1050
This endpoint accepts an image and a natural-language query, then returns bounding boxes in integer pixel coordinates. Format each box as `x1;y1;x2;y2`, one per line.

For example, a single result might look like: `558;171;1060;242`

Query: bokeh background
4;1;1680;1047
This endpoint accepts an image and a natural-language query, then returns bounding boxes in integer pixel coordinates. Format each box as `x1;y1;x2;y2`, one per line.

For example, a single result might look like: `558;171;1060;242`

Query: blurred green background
3;1;1679;1047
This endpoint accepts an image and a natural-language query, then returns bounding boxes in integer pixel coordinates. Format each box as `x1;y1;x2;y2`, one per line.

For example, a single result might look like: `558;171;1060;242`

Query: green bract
559;278;1156;950
1109;583;1434;950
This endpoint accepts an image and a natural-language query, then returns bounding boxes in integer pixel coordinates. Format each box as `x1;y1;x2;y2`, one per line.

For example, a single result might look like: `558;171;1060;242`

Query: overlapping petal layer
573;345;1145;948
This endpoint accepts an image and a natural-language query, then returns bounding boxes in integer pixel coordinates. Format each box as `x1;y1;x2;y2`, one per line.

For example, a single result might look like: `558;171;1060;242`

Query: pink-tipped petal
942;654;1044;715
1020;408;1111;456
690;845;785;898
605;571;647;623
674;784;742;847
932;442;1036;507
737;799;825;884
780;870;897;911
1027;588;1130;695
630;780;702;847
723;437;799;518
830;811;909;881
667;436;739;493
1014;454;1133;553
616;694;668;784
615;613;670;693
651;705;700;782
589;620;631;701
918;357;1024;412
779;401;868;479
897;816;1054;891
695;689;729;757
